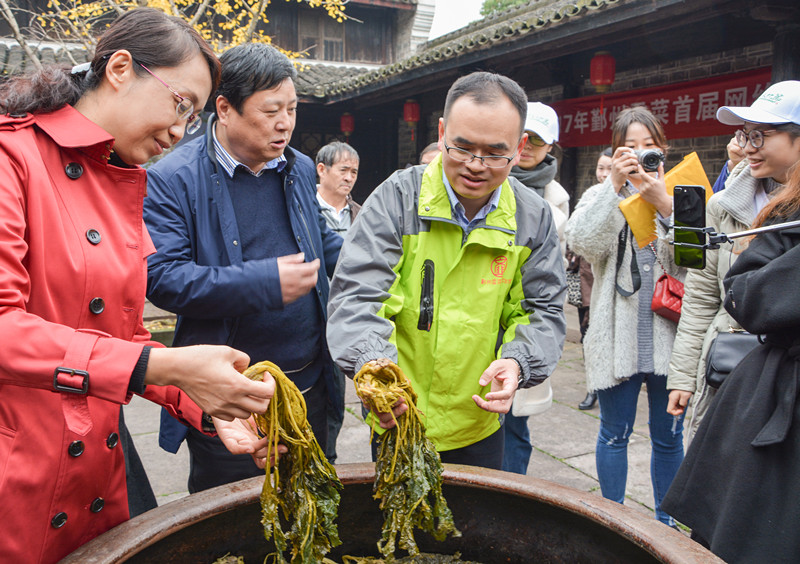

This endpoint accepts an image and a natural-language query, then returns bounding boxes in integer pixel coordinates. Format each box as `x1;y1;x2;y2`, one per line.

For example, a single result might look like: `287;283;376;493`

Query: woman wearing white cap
662;85;800;562
508;102;570;253
502;101;568;475
667;81;800;444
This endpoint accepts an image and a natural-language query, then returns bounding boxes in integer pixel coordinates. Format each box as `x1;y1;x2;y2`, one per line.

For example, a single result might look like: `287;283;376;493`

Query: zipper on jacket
418;259;435;331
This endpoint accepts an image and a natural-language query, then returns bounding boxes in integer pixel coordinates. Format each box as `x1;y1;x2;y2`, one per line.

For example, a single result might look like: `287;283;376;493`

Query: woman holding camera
666;81;800;440
565;106;686;526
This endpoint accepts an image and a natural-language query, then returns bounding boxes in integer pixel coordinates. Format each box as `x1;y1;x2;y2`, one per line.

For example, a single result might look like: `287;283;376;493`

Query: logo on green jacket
490;256;508;277
482;256;512;286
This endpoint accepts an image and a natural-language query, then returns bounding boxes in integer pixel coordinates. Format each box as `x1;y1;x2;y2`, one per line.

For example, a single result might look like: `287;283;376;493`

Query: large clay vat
62;463;721;563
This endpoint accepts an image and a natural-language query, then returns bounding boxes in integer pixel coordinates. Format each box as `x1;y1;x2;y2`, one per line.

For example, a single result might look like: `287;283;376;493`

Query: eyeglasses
136;61;202;135
442;135;517;168
735;128;777;149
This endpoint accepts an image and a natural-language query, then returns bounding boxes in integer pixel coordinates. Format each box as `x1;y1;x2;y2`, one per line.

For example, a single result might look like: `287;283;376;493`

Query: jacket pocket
0;423;16;494
418;259;435;332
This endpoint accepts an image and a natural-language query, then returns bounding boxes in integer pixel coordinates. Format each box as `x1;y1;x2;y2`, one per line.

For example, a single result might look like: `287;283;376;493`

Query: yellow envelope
619;152;712;248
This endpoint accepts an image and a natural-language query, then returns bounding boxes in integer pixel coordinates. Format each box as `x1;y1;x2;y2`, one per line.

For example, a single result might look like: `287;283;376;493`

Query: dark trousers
120;408;157;517
186;376;329;493
325;364;346;463
371;427;504;471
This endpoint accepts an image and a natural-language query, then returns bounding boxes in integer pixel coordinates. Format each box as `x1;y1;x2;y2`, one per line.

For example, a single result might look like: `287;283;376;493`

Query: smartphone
673;185;707;269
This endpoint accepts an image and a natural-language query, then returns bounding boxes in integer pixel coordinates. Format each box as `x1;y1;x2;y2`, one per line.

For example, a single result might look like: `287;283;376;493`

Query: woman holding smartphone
565;106;686;526
663;161;800;562
666;81;800;439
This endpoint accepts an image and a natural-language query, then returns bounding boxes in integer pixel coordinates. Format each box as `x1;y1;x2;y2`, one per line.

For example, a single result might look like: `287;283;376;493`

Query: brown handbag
649;243;683;323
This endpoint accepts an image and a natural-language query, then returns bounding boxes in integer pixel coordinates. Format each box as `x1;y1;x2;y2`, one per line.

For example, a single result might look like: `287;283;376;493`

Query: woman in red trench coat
0;9;277;562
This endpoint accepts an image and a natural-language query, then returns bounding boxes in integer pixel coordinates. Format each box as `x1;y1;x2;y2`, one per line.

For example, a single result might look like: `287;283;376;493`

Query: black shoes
579;392;597;410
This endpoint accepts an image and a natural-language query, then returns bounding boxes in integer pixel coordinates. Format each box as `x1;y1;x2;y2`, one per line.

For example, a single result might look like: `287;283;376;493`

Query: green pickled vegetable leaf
245;361;343;564
354;359;461;561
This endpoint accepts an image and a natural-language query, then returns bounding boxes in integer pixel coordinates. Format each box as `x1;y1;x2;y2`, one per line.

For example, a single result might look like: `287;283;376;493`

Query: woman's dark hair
600;146;613;158
0;8;220;115
217;43;297;113
611;107;669;154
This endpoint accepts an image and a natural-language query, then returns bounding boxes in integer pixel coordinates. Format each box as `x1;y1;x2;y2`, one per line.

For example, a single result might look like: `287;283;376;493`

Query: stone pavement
125;305;659;519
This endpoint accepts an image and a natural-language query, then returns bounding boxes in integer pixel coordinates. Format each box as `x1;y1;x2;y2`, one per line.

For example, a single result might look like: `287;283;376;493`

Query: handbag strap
648;241;668;273
615;226;641;297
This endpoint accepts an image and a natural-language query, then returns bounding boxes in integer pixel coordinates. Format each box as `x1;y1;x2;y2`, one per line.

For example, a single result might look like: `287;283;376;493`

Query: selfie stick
674;220;800;250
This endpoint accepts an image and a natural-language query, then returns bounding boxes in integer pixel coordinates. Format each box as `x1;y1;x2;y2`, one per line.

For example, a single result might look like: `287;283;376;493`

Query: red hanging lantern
590;51;616;93
403;99;420;142
340;112;354;138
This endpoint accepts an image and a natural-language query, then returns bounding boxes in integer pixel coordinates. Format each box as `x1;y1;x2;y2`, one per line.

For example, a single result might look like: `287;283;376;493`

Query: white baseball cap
524;102;560;144
716;80;800;126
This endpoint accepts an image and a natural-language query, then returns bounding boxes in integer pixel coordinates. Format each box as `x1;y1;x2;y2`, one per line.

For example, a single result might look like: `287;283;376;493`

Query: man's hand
213;416;287;469
667;389;693;416
277;252;320;305
146;345;273;421
364;397;408;430
472;359;520;414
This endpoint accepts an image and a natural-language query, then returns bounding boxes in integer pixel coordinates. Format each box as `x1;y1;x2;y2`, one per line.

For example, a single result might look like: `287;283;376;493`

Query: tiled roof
294;62;373;98
304;0;620;101
0;41;90;76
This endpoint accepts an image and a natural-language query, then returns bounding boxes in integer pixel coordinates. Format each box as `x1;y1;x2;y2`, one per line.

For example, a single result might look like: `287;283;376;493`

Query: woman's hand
726;136;745;171
213;416;287;469
609;147;640;193
667;389;693;416
146;345;273;421
636;161;673;217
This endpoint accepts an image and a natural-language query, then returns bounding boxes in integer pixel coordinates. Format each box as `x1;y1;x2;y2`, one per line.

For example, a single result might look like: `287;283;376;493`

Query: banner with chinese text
552;68;772;147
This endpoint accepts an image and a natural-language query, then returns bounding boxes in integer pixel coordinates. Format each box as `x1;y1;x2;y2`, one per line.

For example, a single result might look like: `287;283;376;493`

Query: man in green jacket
327;72;566;469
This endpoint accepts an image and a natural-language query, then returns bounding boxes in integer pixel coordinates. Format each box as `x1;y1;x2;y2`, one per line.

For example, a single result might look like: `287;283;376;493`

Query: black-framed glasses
137;61;202;135
442;135;517;168
735;128;777;149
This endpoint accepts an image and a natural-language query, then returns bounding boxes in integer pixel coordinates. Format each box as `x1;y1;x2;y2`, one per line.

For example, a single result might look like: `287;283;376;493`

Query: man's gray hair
315;141;359;167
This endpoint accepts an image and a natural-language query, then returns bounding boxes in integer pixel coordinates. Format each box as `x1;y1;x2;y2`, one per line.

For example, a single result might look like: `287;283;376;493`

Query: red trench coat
0;106;204;562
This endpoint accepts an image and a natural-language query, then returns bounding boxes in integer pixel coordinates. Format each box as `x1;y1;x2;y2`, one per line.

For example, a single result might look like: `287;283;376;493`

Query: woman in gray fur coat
565;107;686;526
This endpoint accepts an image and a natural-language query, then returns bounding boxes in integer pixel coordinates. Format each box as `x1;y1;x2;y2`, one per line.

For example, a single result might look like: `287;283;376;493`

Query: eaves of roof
295;61;374;99
0;41;90;76
303;0;621;103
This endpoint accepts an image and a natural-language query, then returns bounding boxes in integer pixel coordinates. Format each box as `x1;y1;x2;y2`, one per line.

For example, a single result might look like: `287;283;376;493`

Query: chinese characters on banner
552;68;772;147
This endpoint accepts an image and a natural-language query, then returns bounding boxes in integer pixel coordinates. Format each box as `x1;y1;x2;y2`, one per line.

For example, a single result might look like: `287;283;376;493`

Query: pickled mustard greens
214;554;480;564
343;553;480;563
354;358;460;560
244;361;343;564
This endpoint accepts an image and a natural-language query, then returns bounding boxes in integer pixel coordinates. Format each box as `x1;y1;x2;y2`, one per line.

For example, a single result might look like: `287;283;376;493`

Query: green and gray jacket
327;157;566;451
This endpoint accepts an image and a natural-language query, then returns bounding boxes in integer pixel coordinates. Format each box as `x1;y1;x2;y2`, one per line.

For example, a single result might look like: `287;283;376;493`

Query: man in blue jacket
143;44;342;492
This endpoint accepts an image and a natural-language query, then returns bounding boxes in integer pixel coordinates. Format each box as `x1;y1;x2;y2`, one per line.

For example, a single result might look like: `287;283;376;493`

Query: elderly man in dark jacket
143;44;342;493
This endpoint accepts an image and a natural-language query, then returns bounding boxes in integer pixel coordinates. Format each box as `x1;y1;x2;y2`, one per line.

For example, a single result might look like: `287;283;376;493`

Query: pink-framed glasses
137;61;202;134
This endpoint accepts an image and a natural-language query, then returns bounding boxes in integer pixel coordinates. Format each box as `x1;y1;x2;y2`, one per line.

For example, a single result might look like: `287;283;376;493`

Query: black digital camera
634;149;666;172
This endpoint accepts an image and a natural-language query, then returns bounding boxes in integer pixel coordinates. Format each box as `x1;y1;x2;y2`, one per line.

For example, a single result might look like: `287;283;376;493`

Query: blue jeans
502;412;532;475
596;373;684;525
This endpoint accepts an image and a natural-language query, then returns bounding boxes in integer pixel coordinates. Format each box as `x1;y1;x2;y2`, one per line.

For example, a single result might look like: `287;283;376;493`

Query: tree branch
0;0;43;71
189;0;213;27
